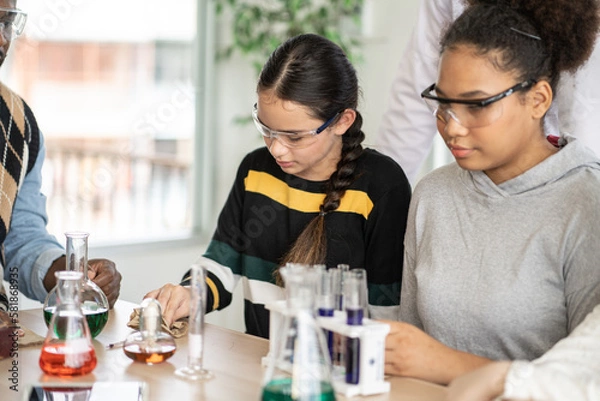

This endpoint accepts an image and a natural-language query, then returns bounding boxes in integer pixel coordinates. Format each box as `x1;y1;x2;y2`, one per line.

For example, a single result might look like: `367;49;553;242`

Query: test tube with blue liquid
344;269;367;385
328;267;344;368
316;267;335;360
336;264;350;310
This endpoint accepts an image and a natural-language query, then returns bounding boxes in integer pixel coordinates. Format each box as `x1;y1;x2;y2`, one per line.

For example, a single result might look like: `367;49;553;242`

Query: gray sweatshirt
400;137;600;361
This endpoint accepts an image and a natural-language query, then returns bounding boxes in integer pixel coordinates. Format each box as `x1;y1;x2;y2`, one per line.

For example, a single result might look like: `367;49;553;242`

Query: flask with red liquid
39;271;97;376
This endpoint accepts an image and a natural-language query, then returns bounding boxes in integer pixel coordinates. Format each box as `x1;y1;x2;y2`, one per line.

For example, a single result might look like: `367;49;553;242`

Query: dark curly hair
443;0;600;91
257;33;366;284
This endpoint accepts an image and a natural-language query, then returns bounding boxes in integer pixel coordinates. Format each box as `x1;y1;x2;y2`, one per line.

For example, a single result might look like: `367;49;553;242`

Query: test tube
344;270;366;385
329;268;342;311
175;263;213;380
347;268;369;318
315;267;335;360
337;264;350;310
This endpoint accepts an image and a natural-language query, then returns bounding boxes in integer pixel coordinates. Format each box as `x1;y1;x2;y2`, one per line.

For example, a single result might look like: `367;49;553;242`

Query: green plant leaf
216;0;363;62
214;0;364;124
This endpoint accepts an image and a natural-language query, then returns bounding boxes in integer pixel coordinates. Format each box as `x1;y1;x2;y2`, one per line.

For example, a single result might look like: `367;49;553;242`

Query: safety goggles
421;79;537;128
0;7;27;40
252;103;340;149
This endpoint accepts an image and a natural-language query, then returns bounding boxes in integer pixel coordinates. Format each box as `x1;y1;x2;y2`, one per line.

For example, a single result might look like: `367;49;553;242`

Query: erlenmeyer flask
39;271;97;376
262;264;336;401
44;232;109;338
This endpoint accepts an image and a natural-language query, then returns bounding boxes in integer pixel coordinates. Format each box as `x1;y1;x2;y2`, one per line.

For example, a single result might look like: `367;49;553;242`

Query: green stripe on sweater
204;240;279;283
205;240;400;304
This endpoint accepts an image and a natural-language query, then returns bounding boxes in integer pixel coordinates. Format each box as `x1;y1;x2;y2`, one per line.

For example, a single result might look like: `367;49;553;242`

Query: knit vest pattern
0;82;40;309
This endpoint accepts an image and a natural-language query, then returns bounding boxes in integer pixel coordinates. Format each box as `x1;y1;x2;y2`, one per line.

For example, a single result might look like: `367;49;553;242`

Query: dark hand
87;259;122;309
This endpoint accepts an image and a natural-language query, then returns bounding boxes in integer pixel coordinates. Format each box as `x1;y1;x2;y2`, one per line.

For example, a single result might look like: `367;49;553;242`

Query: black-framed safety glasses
420;79;537;128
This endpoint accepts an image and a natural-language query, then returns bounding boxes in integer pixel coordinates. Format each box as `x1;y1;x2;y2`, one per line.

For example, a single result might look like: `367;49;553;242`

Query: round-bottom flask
39;271;97;376
43;232;109;338
123;298;177;364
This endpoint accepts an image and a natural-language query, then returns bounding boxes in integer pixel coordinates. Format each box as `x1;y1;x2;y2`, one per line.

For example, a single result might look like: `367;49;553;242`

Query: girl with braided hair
145;33;411;338
384;0;600;386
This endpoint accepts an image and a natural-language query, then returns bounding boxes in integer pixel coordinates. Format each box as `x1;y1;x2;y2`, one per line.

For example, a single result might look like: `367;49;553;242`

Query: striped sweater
183;147;411;338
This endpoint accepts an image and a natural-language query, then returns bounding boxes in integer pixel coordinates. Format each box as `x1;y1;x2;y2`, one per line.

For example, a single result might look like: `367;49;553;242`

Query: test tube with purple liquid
316;267;335;360
344;269;368;385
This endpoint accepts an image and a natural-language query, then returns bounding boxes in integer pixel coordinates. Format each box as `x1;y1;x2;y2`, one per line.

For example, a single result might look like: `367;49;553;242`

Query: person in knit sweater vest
0;0;121;329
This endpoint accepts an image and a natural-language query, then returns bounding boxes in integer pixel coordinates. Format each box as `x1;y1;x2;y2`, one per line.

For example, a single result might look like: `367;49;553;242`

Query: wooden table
1;301;446;401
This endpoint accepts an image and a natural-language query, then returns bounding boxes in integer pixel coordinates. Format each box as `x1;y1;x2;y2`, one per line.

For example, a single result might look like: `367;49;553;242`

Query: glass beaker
44;232;109;338
123;298;177;364
262;264;336;401
39;271;97;376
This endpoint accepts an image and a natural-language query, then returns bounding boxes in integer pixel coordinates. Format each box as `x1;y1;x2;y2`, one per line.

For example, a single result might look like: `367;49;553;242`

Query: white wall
212;0;421;209
89;240;247;332
359;0;421;146
16;0;422;334
16;240;246;332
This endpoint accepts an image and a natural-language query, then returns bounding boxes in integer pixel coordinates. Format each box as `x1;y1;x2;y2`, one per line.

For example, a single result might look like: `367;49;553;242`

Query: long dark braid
256;34;365;284
322;112;365;214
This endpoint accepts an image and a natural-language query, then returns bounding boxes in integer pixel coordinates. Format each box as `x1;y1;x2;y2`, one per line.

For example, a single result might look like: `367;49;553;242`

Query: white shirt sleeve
376;0;463;183
502;304;600;401
557;33;600;157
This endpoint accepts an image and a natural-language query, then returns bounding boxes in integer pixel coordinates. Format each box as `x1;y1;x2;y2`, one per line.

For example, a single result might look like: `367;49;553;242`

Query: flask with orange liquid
39;271;97;376
123;298;177;364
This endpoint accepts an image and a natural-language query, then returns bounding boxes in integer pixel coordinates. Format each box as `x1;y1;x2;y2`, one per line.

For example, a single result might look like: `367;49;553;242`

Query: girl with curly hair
384;0;600;386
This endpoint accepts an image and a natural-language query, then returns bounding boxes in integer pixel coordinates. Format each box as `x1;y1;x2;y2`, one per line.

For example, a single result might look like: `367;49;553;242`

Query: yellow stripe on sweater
206;277;220;311
244;170;373;219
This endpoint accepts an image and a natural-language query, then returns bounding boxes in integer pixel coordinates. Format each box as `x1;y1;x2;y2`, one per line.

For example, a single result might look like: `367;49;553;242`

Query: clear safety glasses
0;7;27;40
421;79;536;128
252;103;340;149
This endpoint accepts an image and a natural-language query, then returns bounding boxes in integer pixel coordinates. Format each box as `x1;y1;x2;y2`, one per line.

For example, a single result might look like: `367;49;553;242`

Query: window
2;0;198;244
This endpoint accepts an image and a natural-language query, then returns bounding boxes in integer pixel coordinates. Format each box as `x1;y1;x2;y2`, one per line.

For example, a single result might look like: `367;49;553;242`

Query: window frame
70;0;216;253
